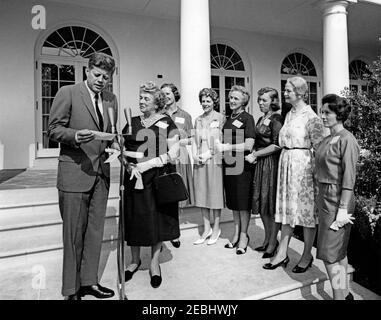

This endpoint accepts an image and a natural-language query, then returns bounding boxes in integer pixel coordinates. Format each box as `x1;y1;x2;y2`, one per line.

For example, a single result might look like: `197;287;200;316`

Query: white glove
215;139;231;153
135;157;164;173
167;144;179;161
330;208;355;230
129;167;143;189
198;149;212;164
245;153;257;164
179;138;189;146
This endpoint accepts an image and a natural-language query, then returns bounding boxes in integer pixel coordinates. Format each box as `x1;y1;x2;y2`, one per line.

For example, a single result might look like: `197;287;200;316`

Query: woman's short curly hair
322;94;352;122
160;83;181;102
198;88;219;108
140;81;166;110
229;85;250;107
257;87;280;111
287;76;309;102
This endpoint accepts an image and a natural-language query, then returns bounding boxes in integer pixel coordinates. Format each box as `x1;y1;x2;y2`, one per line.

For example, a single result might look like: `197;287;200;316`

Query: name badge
232;120;243;128
155;121;169;129
175;117;185;124
263;119;271;126
329;136;340;144
210;120;219;128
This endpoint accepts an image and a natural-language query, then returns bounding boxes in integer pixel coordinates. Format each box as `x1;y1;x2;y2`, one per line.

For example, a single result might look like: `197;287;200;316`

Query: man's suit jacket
48;82;118;192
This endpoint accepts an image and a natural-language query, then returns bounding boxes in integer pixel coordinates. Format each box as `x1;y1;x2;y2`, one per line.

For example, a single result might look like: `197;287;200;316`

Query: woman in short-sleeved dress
246;87;283;259
122;82;180;288
315;94;360;300
263;76;324;272
192;88;225;245
161;83;195;249
217;85;255;254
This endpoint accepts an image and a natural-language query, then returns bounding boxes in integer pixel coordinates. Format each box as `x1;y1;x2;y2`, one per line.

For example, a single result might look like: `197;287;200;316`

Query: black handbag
153;172;189;205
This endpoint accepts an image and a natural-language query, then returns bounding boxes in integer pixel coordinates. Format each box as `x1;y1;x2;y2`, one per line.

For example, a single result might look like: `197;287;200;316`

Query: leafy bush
344;56;381;199
345;56;381;294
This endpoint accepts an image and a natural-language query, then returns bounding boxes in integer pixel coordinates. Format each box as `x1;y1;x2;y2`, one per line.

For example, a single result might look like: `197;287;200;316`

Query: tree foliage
344;55;381;200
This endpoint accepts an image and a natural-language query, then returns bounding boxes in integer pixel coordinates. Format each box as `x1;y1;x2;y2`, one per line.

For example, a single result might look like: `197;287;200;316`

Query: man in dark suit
48;53;117;300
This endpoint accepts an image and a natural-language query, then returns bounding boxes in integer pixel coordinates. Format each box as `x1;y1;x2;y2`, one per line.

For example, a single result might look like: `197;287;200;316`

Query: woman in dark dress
122;81;180;288
245;87;283;259
216;85;255;254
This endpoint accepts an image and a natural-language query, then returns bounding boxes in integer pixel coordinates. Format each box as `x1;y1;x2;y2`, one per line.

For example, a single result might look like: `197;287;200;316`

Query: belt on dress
283;147;310;150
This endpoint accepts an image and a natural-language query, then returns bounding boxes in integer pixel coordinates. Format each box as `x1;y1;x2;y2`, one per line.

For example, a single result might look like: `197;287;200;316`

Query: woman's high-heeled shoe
236;235;250;255
262;241;279;259
292;257;313;273
150;266;162;288
193;229;212;245
124;260;142;282
207;229;221;245
170;239;181;248
224;239;239;249
263;256;289;270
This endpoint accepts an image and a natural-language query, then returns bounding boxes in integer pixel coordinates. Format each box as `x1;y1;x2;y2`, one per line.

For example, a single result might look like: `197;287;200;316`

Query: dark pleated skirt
124;164;180;246
223;162;254;211
252;153;279;218
316;183;354;264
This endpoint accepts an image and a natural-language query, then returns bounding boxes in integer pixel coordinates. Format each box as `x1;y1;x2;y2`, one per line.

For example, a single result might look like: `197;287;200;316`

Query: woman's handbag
153;172;189;205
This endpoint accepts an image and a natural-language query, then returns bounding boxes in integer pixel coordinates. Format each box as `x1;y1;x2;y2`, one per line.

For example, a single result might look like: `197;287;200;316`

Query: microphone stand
116;131;128;300
108;108;129;300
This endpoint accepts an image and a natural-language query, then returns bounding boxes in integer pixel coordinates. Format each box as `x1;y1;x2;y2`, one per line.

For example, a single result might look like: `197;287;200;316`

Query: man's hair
88;52;116;74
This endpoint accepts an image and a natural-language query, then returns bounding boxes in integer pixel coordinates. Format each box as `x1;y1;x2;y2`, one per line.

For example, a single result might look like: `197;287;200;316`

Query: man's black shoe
79;284;115;299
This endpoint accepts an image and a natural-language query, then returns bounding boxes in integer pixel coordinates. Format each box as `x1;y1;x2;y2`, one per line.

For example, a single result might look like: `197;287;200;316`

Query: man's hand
75;129;94;144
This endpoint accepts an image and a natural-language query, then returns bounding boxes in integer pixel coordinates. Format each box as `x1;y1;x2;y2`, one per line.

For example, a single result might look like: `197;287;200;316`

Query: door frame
35;56;88;157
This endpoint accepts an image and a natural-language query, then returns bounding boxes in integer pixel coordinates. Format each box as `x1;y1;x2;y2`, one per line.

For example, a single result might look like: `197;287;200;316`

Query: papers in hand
91;130;116;141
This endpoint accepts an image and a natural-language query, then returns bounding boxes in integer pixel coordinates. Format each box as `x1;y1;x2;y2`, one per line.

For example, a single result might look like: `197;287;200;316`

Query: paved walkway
0;169;380;300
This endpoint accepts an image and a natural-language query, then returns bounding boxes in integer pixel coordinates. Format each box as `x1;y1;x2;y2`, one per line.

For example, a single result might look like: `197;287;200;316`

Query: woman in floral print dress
263;76;324;272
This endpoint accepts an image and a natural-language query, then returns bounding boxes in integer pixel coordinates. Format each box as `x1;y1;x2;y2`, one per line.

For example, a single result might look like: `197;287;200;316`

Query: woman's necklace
231;109;244;120
140;113;163;128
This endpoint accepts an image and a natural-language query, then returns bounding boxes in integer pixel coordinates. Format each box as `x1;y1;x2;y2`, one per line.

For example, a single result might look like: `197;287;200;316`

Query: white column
322;0;354;95
181;0;211;123
0;140;4;170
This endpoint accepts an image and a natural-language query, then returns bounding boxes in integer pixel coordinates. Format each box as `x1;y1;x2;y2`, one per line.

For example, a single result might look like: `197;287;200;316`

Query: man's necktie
94;93;104;131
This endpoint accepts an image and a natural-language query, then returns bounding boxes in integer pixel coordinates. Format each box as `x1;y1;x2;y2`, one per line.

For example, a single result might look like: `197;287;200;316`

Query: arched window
42;26;113;58
210;44;250;117
280;52;319;115
36;25;115;157
349;59;371;93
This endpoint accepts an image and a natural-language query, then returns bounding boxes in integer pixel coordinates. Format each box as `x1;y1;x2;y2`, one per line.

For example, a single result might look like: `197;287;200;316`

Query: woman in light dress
263;76;324;272
192;88;225;245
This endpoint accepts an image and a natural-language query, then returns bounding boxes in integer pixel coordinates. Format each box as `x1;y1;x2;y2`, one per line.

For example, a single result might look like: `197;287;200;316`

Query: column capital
320;0;357;15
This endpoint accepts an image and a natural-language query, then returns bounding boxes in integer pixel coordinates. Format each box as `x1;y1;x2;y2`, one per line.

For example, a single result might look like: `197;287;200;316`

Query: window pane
235;77;245;86
42;81;58;97
42;64;58;80
211;76;219;89
225;77;234;90
59;65;75;81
